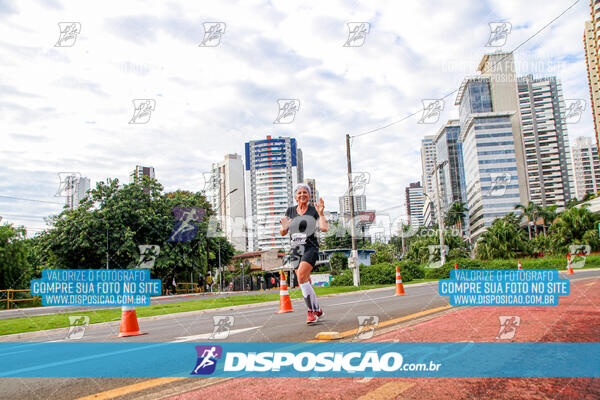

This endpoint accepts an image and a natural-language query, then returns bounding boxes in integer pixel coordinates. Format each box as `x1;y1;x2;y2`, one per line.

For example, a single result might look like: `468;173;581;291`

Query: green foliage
321;222;353;249
406;230;469;265
444;202;468;234
330;261;423;286
549;205;600;254
36;177;236;286
476;214;528;260
328;252;348;273
0;224;32;289
367;241;395;264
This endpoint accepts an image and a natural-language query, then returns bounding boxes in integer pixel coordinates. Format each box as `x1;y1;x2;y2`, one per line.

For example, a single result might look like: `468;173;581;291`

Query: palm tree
515;202;541;239
476;218;527;260
549;204;599;252
445;202;468;236
539;205;558;236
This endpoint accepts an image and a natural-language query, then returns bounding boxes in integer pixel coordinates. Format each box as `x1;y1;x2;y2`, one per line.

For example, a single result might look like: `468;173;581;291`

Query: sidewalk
169;276;600;400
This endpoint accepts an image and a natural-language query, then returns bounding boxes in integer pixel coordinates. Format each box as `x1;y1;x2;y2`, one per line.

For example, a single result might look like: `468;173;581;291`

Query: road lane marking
172;326;262;342
75;377;186;400
357;382;415;399
76;304;453;398
310;305;452;342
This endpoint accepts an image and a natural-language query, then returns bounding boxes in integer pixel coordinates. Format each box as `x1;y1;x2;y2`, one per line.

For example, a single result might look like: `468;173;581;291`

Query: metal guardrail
0;289;41;310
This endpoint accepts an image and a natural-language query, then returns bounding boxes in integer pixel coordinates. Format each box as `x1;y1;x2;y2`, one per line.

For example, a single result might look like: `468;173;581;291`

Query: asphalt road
1;269;598;400
0;289;276;320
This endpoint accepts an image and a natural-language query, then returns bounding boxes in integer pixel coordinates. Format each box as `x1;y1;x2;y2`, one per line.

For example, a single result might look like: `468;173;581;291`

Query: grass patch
0;285;389;336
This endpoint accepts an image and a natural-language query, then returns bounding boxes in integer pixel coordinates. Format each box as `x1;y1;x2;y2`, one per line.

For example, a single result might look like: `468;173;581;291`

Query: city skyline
0;1;594;238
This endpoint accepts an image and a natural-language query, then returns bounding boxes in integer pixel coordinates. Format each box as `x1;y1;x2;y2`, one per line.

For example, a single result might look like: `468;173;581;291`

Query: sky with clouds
0;0;594;238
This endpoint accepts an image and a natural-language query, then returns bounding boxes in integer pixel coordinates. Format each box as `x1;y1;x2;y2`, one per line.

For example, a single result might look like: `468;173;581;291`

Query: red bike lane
168;277;600;400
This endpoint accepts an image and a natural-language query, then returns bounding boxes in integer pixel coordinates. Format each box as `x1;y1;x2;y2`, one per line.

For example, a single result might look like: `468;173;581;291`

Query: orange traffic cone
117;306;147;337
567;254;574;275
518;259;522;270
277;270;294;313
395;266;406;296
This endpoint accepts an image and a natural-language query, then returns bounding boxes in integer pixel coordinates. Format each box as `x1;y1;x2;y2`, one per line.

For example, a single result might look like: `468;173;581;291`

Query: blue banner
31;269;161;307
0;342;597;378
439;270;569;306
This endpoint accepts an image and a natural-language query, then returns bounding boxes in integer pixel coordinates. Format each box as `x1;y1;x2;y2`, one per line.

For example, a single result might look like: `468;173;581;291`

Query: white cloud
0;0;593;239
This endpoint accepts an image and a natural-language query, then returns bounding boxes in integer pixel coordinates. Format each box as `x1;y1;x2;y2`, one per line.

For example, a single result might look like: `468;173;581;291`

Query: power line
351;0;580;139
0;195;64;205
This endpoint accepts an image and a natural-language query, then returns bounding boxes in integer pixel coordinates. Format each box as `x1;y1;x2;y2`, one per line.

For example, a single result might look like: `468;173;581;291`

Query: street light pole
209;188;238;292
427;161;447;265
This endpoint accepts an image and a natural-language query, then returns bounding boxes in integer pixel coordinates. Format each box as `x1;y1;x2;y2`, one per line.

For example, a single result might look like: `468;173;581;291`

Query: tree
406;230;470;265
444;202;468;236
0;224;31;289
367;242;394;264
322;221;353;249
515;202;542;239
329;252;348;273
549;205;600;253
539;205;558;236
39;177;232;286
476;216;528;260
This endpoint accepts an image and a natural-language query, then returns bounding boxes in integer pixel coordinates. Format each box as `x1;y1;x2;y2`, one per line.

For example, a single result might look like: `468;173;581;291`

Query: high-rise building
456;52;531;240
65;176;90;209
244;136;303;251
476;51;530;205
459;112;522;239
405;182;425;228
338;195;366;215
130;165;155;184
210;154;247;252
584;1;600;149
303;178;318;205
517;74;574;208
338;194;367;229
421;136;436;196
433;120;467;212
571;136;600;199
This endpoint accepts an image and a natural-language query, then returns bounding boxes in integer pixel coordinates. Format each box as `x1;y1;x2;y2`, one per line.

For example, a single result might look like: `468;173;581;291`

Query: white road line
172;326;262;342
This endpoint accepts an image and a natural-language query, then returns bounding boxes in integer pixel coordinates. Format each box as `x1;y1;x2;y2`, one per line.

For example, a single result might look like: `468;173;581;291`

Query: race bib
291;233;307;247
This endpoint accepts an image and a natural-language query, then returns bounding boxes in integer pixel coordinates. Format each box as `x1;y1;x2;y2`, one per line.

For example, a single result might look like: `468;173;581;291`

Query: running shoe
306;311;317;324
313;308;324;320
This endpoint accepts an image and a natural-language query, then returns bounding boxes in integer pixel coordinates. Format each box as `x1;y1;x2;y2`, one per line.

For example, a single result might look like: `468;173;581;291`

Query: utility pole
433;162;446;265
346;134;360;286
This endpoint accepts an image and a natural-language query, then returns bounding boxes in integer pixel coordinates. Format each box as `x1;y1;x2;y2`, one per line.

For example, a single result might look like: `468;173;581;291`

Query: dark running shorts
289;246;319;270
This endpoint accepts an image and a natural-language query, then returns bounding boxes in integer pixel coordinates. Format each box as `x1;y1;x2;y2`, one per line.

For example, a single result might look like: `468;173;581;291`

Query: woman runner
280;184;329;324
